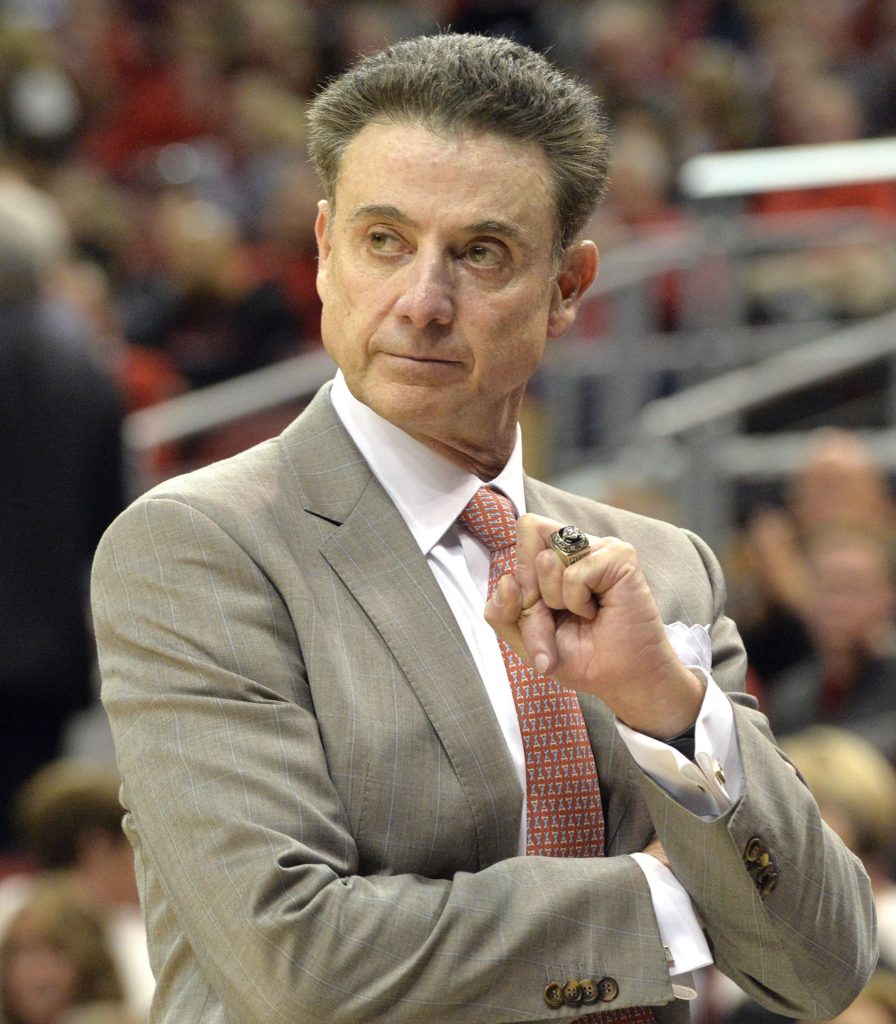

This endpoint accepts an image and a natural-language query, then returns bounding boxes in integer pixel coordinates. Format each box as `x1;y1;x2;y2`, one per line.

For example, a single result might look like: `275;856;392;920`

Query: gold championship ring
549;525;592;566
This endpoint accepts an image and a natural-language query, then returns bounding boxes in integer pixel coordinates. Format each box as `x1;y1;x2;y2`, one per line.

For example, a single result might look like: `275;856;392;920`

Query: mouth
378;351;464;379
381;351;460;364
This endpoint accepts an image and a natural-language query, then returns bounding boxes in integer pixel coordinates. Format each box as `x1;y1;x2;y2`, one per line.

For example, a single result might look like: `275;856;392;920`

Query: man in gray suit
92;34;875;1024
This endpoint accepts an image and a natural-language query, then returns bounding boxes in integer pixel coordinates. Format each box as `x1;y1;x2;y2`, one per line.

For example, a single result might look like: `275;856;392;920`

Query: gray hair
306;33;610;253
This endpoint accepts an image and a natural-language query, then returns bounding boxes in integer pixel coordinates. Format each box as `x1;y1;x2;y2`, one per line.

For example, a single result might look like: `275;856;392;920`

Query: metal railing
125;347;337;453
679;136;896;201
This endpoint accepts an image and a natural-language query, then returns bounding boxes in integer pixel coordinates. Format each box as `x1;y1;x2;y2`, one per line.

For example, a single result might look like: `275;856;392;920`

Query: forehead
332;120;558;243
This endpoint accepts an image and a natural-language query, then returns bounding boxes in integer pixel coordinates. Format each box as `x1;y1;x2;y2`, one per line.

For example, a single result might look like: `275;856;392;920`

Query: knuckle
610;537;637;559
535;548;559;572
516;513;542;532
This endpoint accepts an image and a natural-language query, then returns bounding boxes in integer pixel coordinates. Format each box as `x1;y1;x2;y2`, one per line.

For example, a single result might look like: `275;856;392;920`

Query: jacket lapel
284;386;522;867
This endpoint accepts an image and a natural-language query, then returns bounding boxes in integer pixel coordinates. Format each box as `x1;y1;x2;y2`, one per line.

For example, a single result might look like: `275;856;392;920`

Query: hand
641;834;670;870
744;506;808;616
484;514;704;739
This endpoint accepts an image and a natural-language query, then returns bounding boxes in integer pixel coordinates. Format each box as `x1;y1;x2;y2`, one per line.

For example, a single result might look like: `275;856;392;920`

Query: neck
408;425;517;481
411;391;524;480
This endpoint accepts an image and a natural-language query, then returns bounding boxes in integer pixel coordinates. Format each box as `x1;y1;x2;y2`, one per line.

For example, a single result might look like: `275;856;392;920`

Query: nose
393;251;454;329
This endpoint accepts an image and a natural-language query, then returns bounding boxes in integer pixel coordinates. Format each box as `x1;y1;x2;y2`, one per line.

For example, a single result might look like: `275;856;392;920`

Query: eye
368;230;403;255
463;242;504;268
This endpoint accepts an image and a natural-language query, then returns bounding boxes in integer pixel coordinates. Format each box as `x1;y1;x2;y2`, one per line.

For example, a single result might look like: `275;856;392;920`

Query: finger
554;536;612;620
518;512;599;612
561;563;600;619
514;514;572;671
534;531;600;618
561;536;634;603
514;513;558;607
484;573;524;631
484;574;558;675
533;546;567;610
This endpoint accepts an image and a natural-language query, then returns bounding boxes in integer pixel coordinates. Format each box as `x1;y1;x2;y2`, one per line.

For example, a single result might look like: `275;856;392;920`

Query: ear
315;200;332;302
546;240;598;339
315;199;332;264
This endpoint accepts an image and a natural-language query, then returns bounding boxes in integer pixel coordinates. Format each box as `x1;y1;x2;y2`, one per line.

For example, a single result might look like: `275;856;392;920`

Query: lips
379;350;460;364
377;350;464;373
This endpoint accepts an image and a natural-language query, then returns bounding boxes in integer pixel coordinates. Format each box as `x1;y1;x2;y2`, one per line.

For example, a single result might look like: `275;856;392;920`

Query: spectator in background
0;880;127;1024
585;111;689;334
0;174;125;851
232;0;323;98
252;161;324;343
748;71;896;322
764;526;896;761
674;38;762;160
123;190;300;390
733;428;895;685
74;3;225;181
50;258;188;484
577;0;676;124
0;761;153;1021
591;112;683;246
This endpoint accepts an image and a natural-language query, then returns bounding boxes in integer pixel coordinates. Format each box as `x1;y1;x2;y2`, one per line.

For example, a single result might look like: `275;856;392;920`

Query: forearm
614;535;875;1019
639;702;876;1020
105;658;673;1024
126;778;673;1024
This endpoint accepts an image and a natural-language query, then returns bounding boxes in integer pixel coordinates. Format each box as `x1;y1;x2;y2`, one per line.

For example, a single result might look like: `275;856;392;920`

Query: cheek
321;299;368;358
485;312;548;381
5;952;77;1008
320;260;380;334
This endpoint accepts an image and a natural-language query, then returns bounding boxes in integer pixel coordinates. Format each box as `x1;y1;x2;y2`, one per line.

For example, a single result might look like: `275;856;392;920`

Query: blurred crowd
1;0;896;411
2;1;896;1023
704;429;896;1024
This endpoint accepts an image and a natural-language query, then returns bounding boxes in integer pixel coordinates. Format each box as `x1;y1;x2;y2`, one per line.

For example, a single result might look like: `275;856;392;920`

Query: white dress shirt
329;372;745;996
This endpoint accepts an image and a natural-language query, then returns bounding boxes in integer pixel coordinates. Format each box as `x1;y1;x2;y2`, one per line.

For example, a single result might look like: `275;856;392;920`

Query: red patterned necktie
459;487;656;1024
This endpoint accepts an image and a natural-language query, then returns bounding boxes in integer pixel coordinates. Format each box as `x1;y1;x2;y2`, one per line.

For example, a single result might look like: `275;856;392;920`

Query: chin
366;380;452;423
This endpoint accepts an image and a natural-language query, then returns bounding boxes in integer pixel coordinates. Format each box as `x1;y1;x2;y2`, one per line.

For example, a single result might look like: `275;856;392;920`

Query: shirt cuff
630;851;713;998
615;624;744;818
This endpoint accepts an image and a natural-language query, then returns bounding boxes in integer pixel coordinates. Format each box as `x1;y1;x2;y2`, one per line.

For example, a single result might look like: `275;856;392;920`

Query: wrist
616;666;706;741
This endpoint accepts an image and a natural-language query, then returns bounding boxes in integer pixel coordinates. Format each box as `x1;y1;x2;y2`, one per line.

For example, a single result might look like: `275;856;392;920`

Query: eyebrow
348;205;526;245
349;204;416;226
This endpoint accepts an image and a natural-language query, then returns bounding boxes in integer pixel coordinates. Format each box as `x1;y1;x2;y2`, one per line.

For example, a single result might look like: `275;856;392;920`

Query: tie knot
459;486;517;553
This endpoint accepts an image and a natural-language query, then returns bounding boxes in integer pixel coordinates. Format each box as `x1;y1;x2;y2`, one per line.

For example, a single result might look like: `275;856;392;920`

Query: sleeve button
597;977;620;1002
544;982;564;1009
580;978;599;1004
562;981;583;1005
744;837;764;862
757;865;779;895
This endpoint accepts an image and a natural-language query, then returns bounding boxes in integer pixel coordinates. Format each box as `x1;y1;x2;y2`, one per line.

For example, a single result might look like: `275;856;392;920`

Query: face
805;538;895;653
315;120;597;476
3;921;79;1024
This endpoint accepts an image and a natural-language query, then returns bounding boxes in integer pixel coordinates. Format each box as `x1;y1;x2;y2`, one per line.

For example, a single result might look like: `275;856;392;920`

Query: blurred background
1;1;896;1022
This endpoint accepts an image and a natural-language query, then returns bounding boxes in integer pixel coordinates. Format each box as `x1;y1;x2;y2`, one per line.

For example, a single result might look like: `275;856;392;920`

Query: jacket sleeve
641;529;877;1019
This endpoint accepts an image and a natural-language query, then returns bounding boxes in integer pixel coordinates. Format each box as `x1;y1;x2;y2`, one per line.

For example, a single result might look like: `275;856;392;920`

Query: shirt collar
329;371;527;555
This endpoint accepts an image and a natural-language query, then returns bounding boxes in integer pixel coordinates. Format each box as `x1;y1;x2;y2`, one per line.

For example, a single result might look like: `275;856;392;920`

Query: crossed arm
92;494;876;1023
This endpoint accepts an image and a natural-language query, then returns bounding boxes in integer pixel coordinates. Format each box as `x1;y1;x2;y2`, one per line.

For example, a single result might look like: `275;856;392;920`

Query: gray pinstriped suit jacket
92;383;875;1024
